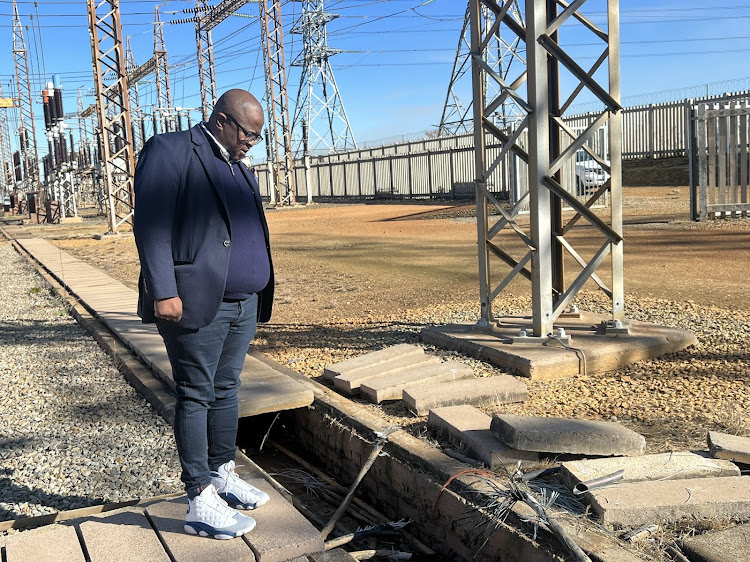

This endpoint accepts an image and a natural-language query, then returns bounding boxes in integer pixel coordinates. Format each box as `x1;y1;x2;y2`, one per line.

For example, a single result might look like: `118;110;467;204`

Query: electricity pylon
291;0;356;155
154;5;174;133
87;0;136;234
260;0;296;205
12;0;39;190
439;0;525;136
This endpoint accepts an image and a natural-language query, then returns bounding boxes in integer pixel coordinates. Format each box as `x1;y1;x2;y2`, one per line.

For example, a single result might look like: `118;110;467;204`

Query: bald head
206;89;264;161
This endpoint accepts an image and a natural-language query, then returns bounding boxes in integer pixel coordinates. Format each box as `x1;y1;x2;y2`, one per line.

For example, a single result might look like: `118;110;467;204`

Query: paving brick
333;354;442;395
242;478;324;561
359;360;473;403
403;375;528;415
561;452;740;490
4;523;85;562
709;431;750;465
428;405;538;468
79;508;169;562
311;548;357;561
681;521;750;562
587;476;750;529
323;344;425;380
145;498;257;561
491;414;646;456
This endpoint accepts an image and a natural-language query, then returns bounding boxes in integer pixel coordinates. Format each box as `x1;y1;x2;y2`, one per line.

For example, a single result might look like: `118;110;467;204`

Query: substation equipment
468;0;625;338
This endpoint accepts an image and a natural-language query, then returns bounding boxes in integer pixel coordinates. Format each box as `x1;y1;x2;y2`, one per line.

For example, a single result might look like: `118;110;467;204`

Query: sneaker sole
184;521;255;539
219;492;270;510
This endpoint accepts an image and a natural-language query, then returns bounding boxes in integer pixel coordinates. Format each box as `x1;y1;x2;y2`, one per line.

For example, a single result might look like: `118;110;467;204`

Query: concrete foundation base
60;216;83;223
92;231;134;240
421;311;698;380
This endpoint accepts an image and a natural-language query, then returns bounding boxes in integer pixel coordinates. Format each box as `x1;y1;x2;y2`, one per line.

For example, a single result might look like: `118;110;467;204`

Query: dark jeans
157;294;258;498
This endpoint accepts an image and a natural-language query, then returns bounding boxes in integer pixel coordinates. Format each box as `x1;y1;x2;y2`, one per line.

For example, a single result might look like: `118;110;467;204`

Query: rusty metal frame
87;0;136;234
471;0;624;336
154;6;174;134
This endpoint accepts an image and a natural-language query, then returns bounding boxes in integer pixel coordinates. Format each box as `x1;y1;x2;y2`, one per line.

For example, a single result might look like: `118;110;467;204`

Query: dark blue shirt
211;152;271;300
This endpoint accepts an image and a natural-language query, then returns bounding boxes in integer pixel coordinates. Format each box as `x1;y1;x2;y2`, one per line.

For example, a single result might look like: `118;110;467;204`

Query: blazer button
223;240;231;247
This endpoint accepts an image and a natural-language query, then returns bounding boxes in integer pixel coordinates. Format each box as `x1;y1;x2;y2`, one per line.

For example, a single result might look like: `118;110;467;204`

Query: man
133;89;274;540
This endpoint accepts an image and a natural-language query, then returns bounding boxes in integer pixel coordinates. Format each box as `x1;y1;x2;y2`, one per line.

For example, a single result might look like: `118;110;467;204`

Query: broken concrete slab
333;354;442;395
359;360;473;403
403;375;528;415
560;452;740;490
421;312;698;380
323;344;425;380
586;476;750;530
428;405;538;469
681;521;750;562
709;431;750;465
491;414;646;456
311;548;358;561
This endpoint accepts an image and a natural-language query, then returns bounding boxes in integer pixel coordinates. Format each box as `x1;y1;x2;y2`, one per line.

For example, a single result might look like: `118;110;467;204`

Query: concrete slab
359;360;474;403
491;414;646;456
145;498;257;561
403;375;528;415
238;353;315;418
323;343;425;380
709;431;750;465
79;508;169;562
561;452;740;490
242;478;325;562
311;549;357;561
333;354;442;395
4;523;85;562
421;312;698;380
428;405;539;468
587;476;750;530
681;522;750;562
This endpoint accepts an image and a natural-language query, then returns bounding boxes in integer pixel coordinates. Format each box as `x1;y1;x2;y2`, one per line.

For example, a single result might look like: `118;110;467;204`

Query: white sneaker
211;460;271;510
184;484;256;539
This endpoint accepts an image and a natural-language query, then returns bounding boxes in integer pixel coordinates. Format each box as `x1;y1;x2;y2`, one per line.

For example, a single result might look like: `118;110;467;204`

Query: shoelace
205;489;236;518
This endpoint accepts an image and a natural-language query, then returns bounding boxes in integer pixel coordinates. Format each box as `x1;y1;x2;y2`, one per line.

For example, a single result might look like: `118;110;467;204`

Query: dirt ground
4;184;749;454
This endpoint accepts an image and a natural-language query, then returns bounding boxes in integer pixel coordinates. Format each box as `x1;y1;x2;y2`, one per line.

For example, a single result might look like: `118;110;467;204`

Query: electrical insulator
42;90;52;129
54;89;64;123
69;131;75;164
47;140;54;170
176;113;183;132
13;151;21;181
54;136;61;167
60;133;68;163
43;155;49;178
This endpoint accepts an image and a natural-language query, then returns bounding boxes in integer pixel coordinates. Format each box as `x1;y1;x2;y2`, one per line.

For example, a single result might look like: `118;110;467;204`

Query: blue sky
1;0;749;157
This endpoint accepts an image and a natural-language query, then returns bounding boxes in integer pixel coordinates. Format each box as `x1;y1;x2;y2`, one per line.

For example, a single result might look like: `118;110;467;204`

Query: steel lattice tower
439;0;525;136
12;0;39;189
291;0;356;155
195;0;218;120
87;0;136;234
260;0;296;205
154;6;174;133
470;0;624;337
0;83;14;192
125;36;144;153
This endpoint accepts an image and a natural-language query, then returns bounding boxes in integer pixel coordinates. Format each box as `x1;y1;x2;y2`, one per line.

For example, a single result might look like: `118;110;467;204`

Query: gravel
0;242;181;526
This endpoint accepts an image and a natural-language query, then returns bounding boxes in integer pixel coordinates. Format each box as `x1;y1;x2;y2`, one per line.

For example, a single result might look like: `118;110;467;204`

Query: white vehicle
574;149;609;196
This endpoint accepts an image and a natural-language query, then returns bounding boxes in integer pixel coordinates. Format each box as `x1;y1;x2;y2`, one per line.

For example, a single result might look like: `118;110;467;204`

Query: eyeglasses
224;113;262;145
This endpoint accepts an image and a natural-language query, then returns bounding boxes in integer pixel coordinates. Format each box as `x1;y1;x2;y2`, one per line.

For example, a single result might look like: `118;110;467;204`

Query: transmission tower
125;37;145;153
0;83;14;194
291;0;356;155
87;0;136;234
154;5;174;134
439;0;525;136
260;0;296;205
12;0;39;190
470;0;623;338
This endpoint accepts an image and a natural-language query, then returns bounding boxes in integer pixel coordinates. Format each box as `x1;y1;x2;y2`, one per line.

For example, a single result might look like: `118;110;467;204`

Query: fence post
427;151;433;197
697;103;708;221
388;157;395;197
648;104;655;159
449;149;455;200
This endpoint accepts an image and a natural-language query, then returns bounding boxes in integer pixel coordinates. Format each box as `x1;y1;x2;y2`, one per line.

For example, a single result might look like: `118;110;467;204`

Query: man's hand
154;297;183;323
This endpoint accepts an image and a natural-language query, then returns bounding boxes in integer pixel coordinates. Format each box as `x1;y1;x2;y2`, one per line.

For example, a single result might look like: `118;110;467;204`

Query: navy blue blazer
133;124;274;329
